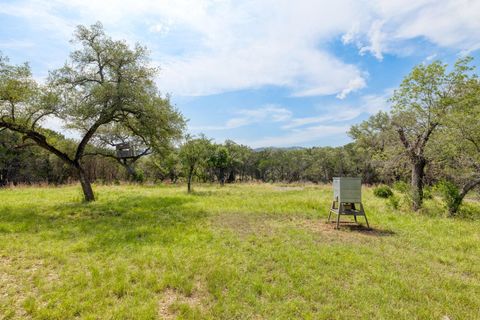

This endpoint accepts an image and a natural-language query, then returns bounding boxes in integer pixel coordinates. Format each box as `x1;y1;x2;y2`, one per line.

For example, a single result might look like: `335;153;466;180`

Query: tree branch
460;176;480;199
0;119;74;166
74;113;111;161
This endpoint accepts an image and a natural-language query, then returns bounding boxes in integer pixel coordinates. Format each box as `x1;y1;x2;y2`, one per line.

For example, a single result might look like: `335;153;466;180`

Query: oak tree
0;22;180;201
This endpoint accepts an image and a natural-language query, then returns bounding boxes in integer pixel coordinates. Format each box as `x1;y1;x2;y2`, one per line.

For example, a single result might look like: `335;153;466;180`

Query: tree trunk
411;158;426;211
449;177;480;216
124;163;140;182
219;168;225;186
170;171;178;184
187;166;194;193
227;170;235;183
77;165;95;202
448;197;463;217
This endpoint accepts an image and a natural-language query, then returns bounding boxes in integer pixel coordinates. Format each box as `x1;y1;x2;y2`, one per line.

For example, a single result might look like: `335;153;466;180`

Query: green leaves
0;23;186;201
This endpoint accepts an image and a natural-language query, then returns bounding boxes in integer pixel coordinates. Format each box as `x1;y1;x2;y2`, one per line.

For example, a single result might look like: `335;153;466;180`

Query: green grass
0;183;479;319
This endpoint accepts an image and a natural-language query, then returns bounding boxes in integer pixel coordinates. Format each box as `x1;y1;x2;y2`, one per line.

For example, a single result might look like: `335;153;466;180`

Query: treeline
0;132;380;186
144;140;375;186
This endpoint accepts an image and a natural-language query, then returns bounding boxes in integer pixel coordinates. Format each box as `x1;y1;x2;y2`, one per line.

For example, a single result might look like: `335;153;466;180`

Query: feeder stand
328;177;369;229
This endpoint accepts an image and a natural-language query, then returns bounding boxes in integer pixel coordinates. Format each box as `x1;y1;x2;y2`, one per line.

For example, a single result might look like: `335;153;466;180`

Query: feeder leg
336;203;342;229
359;203;370;229
364;214;370;229
353;212;357;223
327;210;332;223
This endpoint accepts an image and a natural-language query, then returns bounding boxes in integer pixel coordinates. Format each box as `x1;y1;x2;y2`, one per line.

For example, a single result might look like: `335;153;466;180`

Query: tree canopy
0;22;185;201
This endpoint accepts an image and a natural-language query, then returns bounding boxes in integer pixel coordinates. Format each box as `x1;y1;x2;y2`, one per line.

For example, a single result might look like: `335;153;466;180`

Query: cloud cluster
190;105;292;131
2;0;478;99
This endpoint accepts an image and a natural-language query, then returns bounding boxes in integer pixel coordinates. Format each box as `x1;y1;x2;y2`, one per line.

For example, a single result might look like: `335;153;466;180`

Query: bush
393;181;432;205
434;180;462;215
387;195;400;210
373;185;393;198
393;181;409;193
423;186;433;199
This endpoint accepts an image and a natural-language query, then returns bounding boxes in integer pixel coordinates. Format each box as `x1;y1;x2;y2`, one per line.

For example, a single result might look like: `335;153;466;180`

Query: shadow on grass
0;194;209;251
326;221;396;237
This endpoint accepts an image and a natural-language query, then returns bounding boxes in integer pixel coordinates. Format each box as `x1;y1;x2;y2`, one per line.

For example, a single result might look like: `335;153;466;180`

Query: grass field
0;183;479;319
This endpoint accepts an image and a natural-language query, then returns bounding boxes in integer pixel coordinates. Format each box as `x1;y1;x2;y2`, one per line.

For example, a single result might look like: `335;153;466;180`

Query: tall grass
0;183;479;319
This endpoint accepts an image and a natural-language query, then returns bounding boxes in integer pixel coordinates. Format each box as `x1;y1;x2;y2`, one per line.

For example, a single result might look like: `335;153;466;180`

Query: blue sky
1;0;480;148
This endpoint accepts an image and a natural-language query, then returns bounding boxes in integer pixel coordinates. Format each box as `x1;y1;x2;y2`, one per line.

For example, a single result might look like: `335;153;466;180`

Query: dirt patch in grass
211;212;396;243
211;213;395;243
158;286;205;319
336;223;395;236
0;255;59;319
0;255;33;319
297;219;395;240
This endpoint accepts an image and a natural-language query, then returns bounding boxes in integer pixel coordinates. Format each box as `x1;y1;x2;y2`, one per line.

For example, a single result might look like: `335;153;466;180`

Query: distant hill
253;146;305;152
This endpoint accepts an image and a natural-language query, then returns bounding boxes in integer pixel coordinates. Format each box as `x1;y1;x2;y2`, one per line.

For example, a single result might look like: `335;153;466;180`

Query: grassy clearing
0;183;479;319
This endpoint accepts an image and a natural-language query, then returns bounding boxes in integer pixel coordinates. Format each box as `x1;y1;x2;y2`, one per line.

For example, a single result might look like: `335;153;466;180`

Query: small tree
179;135;212;193
0;23;175;201
209;145;230;185
223;140;253;182
389;58;472;210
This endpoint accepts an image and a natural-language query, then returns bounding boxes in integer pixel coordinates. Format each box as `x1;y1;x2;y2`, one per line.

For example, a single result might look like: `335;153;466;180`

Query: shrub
423;186;433;199
135;170;145;183
393;181;413;206
434;180;462;215
393;181;409;193
387;195;400;209
373;185;393;198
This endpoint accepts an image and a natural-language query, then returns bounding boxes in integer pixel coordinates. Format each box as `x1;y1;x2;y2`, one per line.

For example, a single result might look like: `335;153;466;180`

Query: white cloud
389;0;480;51
336;77;368;100
360;89;392;114
244;125;350;148
0;0;368;98
0;40;35;49
282;107;361;130
148;22;172;35
158;47;367;97
359;20;386;60
190;105;292;131
352;0;480;60
424;53;437;62
282;89;392;130
0;2;74;38
42;116;80;140
2;0;479;99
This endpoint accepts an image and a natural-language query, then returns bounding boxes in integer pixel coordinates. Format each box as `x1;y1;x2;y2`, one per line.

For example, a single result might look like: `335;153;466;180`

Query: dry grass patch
211;212;395;244
0;255;59;319
158;284;206;319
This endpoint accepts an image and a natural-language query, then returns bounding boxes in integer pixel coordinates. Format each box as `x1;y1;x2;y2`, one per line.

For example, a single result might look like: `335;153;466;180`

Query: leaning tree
389;58;474;210
0;22;182;201
432;70;480;215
